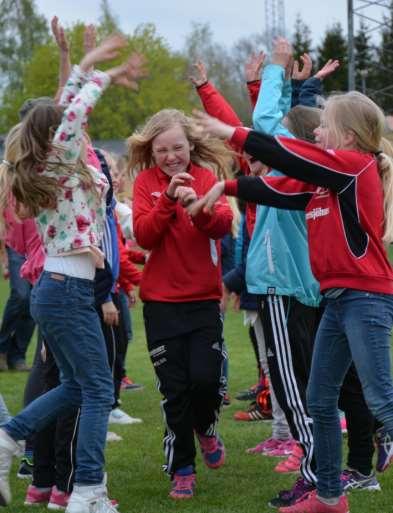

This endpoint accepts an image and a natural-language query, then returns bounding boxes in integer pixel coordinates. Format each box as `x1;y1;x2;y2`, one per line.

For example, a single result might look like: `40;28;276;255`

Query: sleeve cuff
229;127;250;151
224;179;238;197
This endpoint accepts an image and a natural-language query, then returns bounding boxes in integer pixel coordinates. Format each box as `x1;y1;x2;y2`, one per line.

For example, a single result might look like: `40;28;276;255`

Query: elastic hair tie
2;159;14;170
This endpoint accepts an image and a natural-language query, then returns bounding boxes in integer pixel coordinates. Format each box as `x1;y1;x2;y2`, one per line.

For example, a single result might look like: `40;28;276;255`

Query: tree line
1;0;393;138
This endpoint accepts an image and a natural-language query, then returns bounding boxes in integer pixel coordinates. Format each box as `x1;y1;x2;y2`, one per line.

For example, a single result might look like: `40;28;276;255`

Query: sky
34;0;388;52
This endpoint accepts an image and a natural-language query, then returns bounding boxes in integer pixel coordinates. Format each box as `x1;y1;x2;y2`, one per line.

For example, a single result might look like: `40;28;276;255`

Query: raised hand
83;24;97;55
244;51;265;82
314;59;340;80
107;53;147;90
271;37;293;70
193;110;236;140
189;60;208;87
292;53;313;80
51;16;69;53
80;33;128;72
187;181;225;217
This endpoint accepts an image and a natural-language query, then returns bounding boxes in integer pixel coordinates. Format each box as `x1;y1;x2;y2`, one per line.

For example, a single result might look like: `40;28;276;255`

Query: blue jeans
4;272;114;485
0;247;35;364
307;289;393;498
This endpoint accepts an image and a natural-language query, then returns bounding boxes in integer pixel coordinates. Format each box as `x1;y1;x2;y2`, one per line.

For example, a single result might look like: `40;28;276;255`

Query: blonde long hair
127;108;240;235
324;91;393;243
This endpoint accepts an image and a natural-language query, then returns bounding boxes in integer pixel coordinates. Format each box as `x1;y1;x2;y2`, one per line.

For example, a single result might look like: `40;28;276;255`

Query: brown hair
12;102;95;218
286;105;322;143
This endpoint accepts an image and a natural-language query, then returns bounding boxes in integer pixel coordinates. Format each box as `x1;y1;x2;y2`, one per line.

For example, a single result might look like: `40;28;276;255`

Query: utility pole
265;0;286;53
348;0;355;90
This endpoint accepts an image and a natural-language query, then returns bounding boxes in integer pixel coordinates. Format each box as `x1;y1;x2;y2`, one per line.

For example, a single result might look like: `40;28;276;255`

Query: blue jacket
247;64;321;307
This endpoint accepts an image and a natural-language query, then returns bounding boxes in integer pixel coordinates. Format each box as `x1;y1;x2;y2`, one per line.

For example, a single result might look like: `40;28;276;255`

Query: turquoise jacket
246;64;321;307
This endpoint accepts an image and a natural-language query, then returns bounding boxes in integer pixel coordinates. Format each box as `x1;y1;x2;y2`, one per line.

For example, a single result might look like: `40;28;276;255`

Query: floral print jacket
35;65;110;264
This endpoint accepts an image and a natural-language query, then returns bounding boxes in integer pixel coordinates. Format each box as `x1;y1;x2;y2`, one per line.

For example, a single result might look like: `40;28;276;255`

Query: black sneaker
17;458;33;480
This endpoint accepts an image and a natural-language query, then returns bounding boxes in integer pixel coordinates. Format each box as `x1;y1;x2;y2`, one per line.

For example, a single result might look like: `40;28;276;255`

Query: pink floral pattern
36;66;110;258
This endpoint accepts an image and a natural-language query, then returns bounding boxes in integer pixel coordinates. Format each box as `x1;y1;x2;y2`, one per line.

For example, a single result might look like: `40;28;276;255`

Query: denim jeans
0;247;35;364
0;394;11;426
4;272;114;485
307;289;393;498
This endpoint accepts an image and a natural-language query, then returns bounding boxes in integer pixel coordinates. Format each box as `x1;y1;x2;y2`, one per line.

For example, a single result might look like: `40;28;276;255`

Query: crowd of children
0;14;392;513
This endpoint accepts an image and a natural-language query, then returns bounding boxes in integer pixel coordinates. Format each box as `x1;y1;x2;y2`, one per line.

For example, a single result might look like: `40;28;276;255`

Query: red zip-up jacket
225;128;393;294
196;81;256;235
133;164;233;302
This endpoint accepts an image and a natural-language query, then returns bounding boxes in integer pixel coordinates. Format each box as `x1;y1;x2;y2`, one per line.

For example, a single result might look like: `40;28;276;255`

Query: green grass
1;278;393;513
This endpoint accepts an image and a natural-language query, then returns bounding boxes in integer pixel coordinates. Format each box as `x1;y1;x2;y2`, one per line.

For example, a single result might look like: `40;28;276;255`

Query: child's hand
107;53;147;90
80;33;127;72
175;186;197;207
271;37;292;70
51;16;69;54
193;110;236;140
128;290;137;308
187;181;225;216
83;24;97;56
244;51;265;82
189;60;208;87
102;300;119;326
314;59;340;81
166;173;194;199
292;53;313;80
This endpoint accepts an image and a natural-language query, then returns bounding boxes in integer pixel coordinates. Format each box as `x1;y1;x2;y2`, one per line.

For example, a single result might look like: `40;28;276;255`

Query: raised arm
244;51;265;108
51;16;72;103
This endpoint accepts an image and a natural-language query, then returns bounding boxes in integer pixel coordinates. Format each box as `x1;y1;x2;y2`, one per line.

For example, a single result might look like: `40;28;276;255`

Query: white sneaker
108;408;142;425
66;483;118;513
0;428;20;506
106;431;123;442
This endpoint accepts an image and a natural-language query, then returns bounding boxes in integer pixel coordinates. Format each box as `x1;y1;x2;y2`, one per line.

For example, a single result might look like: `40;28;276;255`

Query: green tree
98;0;120;37
292;13;312;59
0;0;49;89
354;20;375;94
374;1;393;111
317;22;348;92
0;22;195;137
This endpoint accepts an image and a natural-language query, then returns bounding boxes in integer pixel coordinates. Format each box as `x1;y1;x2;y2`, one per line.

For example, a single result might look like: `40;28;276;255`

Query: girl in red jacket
190;93;393;513
128;108;234;500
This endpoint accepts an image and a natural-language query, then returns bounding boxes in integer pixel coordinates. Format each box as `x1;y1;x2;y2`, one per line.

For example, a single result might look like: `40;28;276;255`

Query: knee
306;385;337;419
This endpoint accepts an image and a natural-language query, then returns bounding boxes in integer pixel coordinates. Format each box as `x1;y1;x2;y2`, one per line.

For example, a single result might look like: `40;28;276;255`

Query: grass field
1;278;393;513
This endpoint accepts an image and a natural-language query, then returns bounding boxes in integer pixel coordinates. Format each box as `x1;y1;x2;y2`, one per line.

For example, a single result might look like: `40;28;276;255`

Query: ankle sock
175;465;194;476
317;495;340;506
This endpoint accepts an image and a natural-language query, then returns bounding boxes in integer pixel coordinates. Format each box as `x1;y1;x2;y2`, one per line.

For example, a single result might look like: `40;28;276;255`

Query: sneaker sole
346;484;381;492
24;500;49;506
17;472;33;480
48;502;67;510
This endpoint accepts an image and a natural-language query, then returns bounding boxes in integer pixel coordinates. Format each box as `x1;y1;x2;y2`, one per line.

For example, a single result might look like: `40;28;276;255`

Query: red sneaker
169;469;196;500
274;444;303;473
279;490;349;513
197;433;225;469
48;486;70;510
24;485;51;506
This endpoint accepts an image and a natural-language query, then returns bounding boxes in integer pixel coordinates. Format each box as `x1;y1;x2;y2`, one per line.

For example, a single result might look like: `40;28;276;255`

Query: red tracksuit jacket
225;128;393;294
133;164;233;302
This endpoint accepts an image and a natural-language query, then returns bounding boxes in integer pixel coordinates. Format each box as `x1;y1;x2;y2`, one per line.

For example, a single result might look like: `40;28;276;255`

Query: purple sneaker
197;433;225;469
375;427;393;472
169;466;196;500
268;476;315;508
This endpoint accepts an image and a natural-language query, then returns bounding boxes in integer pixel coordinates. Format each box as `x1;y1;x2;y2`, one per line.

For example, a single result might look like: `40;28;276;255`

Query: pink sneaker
169;469;196;500
47;486;70;510
197;433;225;469
274;444;303;473
246;437;281;454
340;417;347;435
278;490;349;513
268;440;297;457
24;485;51;506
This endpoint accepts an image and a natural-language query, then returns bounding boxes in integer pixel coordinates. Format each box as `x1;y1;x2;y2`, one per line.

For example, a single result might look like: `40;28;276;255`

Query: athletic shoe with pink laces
48;486;70;510
246;437;281;454
197;433;225;469
169;466;196;500
274;444;303;473
268;439;297;457
24;484;51;506
278;490;349;513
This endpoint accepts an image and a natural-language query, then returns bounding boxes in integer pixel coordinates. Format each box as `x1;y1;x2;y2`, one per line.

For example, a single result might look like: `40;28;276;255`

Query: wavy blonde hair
323;91;393;243
127;108;240;235
12;102;96;218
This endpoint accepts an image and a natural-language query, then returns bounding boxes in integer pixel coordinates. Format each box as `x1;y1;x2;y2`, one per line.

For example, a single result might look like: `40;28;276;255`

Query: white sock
317;495;340;506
